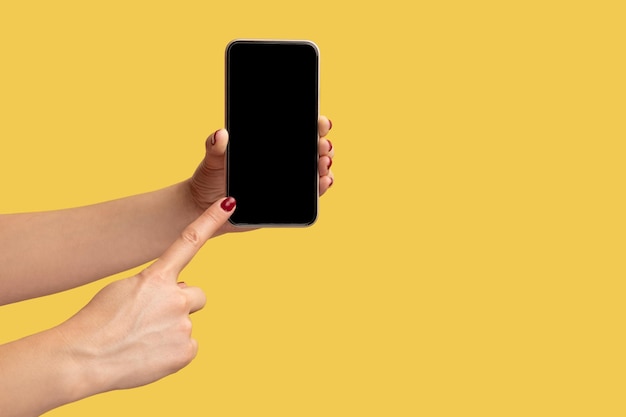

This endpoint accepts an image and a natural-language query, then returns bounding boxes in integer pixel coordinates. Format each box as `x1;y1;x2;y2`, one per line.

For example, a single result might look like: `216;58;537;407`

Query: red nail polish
327;139;333;152
221;197;236;212
328;119;333;130
329;177;334;187
327;158;333;170
211;130;219;146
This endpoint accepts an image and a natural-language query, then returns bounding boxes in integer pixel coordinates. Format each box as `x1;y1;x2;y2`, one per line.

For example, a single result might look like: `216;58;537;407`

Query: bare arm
0;117;334;305
0;327;86;417
0;181;201;305
0;198;234;417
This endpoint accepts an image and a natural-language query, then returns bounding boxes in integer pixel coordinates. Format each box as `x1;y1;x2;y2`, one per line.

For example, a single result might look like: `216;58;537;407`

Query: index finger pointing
154;197;236;277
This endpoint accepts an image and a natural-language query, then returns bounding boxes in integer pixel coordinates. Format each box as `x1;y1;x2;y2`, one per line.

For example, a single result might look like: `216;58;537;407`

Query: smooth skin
0;117;334;417
0;197;235;417
0;116;333;305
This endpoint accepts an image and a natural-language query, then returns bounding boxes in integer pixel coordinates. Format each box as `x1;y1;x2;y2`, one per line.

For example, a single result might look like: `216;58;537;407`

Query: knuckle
172;292;188;312
170;352;191;372
185;339;199;361
138;267;165;282
174;339;197;369
181;226;202;247
179;317;193;335
180;339;198;366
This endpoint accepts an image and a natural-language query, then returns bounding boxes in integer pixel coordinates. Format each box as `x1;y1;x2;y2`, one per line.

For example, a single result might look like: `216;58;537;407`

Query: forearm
0;327;92;417
0;180;201;305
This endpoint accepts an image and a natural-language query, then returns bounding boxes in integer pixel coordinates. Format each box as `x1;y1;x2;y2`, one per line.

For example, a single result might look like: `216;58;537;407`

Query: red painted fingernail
328;119;333;130
211;130;219;146
221;197;236;212
327;139;333;152
329;177;334;187
327;158;333;170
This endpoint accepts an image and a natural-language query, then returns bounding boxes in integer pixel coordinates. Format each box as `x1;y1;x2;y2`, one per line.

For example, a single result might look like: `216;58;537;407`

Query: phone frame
225;39;320;227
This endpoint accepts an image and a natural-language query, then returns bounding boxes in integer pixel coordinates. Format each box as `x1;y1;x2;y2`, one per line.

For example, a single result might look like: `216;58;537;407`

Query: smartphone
226;39;320;226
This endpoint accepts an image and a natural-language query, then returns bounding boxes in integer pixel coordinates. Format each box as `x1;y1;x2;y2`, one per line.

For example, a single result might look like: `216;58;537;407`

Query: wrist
0;326;103;416
50;324;105;402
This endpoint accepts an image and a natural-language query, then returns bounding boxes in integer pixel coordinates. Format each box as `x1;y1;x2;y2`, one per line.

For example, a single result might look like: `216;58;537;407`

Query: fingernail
327;139;333;152
211;130;219;146
328;119;333;130
221;197;236;212
327;158;333;170
329;177;334;187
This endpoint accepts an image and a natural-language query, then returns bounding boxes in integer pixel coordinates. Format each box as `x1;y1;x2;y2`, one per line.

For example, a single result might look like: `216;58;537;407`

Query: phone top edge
226;39;320;55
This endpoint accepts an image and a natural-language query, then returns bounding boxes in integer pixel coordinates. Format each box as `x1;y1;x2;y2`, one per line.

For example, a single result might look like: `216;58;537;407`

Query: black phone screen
226;40;319;226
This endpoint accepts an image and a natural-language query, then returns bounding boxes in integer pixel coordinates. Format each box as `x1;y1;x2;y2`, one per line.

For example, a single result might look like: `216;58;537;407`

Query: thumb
153;197;237;277
204;128;229;171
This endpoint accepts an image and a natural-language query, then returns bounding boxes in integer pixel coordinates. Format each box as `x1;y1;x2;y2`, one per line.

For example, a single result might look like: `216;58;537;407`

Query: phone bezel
225;39;320;227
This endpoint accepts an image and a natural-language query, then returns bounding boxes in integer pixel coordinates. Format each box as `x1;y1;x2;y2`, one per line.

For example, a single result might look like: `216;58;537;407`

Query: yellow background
1;0;625;416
